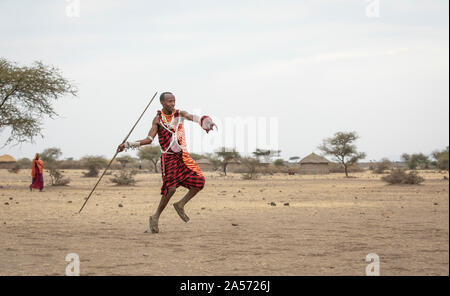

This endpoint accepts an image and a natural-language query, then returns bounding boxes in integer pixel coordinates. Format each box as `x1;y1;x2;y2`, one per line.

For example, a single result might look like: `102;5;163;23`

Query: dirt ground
0;169;448;276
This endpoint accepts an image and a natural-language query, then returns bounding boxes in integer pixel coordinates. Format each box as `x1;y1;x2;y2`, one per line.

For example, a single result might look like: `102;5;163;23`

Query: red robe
30;154;44;190
157;109;205;196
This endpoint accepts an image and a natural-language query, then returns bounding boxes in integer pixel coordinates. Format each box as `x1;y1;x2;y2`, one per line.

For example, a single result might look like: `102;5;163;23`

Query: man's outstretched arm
180;110;217;133
117;116;159;152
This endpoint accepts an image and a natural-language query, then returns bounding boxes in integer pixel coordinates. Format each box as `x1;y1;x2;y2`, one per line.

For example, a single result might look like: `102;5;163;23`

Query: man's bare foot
173;202;190;223
149;215;159;233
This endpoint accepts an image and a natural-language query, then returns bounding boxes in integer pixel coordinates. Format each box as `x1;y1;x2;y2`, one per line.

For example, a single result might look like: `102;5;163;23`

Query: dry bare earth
0;169;448;275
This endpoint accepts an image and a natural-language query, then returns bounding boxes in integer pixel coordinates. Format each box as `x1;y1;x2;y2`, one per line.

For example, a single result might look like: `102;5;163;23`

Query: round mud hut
0;154;17;169
227;158;242;173
299;153;330;174
197;158;213;171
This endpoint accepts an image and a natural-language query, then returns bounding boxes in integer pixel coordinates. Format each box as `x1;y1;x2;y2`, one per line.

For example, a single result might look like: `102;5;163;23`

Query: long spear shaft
78;91;158;213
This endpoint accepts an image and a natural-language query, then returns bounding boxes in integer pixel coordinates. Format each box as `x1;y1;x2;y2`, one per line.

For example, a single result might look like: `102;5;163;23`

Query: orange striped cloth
176;122;203;177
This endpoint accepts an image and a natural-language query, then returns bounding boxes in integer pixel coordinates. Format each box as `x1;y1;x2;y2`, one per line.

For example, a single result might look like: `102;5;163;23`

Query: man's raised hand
117;143;125;153
201;116;218;133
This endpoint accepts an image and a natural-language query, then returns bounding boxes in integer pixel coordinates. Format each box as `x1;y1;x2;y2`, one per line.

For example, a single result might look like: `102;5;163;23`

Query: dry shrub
381;169;424;185
83;169;99;178
373;158;392;174
110;170;137;186
240;157;262;180
49;168;70;186
241;173;259;180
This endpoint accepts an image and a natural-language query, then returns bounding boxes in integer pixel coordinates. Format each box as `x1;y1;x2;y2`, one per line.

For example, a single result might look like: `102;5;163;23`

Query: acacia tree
318;131;366;177
432;147;449;171
289;156;300;162
401;153;430;170
138;146;161;173
116;155;136;169
0;58;77;146
252;148;281;163
81;156;107;177
215;147;240;175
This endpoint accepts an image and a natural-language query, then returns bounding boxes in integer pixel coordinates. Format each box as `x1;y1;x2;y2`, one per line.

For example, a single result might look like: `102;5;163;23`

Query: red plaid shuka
157;109;205;196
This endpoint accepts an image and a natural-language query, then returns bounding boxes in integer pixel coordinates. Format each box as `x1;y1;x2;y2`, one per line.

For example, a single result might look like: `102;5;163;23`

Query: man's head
160;92;176;113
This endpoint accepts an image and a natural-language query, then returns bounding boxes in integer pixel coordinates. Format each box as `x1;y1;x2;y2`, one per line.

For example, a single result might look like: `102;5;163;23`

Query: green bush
433;147;449;171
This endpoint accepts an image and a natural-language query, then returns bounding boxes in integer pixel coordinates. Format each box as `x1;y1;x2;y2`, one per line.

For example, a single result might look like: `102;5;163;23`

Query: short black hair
160;92;173;102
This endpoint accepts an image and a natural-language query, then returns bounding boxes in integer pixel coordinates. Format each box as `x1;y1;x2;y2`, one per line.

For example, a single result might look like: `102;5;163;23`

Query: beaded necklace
161;109;176;128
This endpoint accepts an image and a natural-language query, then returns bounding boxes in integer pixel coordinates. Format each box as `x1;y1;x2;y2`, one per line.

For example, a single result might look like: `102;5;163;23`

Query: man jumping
117;92;217;233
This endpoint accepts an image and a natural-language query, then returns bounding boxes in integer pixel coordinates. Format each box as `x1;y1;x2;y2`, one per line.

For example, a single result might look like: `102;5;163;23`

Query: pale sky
0;0;448;162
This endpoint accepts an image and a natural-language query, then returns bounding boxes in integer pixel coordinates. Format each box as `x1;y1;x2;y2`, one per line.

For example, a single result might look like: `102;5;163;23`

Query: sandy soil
0;169;448;276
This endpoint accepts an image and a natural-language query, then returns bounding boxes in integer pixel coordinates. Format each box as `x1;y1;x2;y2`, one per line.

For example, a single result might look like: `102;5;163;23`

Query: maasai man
117;92;217;233
30;153;44;192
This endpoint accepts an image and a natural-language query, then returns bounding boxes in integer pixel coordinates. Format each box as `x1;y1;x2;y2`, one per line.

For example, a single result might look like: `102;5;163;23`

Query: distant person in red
30;153;44;192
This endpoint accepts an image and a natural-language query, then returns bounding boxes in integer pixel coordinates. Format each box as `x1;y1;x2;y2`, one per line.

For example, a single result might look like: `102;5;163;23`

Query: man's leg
149;187;176;233
173;188;201;223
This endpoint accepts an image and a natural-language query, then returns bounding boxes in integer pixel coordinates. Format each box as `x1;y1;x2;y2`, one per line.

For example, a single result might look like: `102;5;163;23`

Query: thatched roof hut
0;154;17;169
227;158;241;173
299;153;330;174
0;154;16;163
300;153;329;164
197;158;213;171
